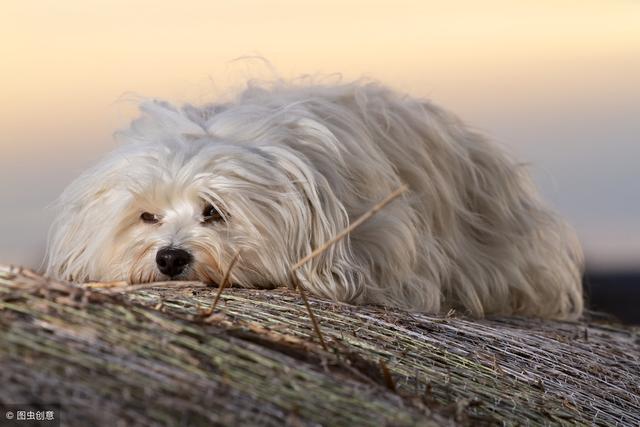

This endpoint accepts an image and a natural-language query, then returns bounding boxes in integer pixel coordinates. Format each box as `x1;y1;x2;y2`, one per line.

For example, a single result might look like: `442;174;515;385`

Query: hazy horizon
1;0;639;270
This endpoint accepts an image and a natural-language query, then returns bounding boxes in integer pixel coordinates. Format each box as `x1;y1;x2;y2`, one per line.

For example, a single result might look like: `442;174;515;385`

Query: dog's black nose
156;247;192;277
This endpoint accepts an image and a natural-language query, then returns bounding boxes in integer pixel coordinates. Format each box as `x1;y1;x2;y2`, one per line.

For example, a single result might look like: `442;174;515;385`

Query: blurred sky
1;0;639;270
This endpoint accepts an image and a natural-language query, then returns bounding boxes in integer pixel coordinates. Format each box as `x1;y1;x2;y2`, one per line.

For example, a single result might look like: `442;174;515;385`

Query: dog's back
230;82;584;318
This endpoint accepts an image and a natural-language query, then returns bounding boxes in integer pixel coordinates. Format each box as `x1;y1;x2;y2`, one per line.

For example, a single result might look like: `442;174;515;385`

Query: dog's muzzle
156;247;192;277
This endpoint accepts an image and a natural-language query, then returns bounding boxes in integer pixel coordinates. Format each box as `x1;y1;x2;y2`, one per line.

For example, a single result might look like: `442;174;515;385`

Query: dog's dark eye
202;203;224;223
140;212;159;224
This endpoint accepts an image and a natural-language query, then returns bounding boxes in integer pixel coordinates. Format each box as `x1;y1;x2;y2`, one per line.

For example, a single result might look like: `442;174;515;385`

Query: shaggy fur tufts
45;79;584;319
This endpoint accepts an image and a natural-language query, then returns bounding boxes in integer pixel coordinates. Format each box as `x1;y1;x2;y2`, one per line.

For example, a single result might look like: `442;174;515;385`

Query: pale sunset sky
1;0;639;269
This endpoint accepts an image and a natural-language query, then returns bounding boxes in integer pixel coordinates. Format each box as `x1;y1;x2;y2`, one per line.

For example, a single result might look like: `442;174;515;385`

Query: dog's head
44;101;356;293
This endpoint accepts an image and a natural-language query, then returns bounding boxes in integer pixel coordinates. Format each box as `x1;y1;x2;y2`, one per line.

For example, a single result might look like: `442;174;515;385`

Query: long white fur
45;79;584;319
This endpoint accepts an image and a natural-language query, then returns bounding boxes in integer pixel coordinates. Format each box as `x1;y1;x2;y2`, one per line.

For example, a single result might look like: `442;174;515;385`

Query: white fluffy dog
45;79;584;319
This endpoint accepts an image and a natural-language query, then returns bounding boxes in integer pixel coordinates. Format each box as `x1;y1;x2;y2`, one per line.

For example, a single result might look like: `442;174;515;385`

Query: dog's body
45;80;583;318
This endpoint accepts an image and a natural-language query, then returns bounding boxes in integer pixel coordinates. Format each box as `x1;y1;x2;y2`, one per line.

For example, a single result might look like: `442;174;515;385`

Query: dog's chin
125;268;201;285
156;267;220;286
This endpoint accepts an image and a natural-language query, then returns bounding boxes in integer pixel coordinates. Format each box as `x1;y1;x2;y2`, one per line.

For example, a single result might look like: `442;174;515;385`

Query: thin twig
83;281;128;289
291;273;328;351
291;184;408;272
101;281;207;294
207;251;241;314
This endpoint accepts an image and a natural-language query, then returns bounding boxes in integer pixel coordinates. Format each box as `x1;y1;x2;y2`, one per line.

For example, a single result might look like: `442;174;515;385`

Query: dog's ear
290;180;369;304
44;161;132;282
255;145;369;304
